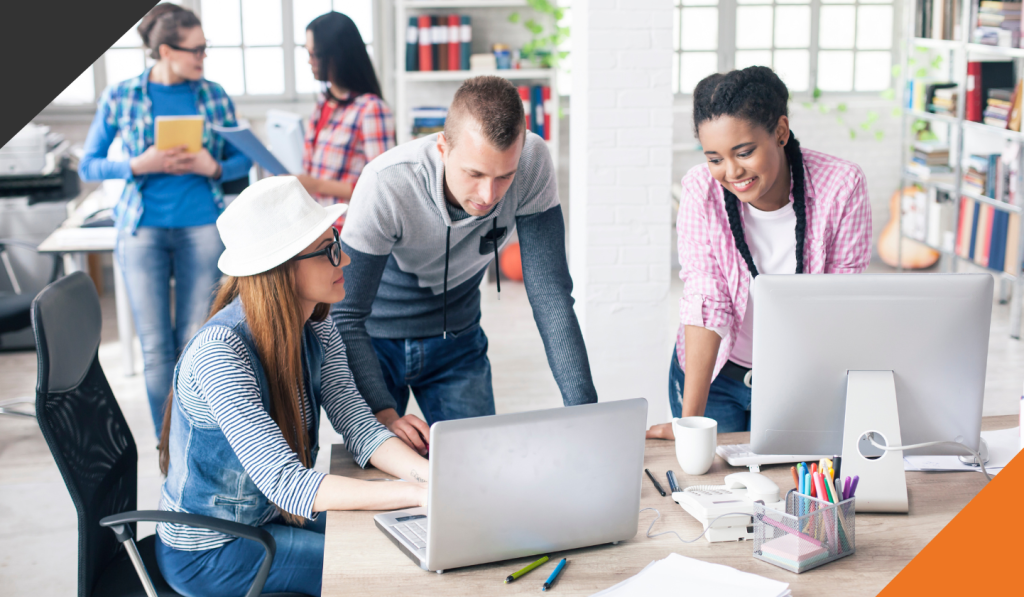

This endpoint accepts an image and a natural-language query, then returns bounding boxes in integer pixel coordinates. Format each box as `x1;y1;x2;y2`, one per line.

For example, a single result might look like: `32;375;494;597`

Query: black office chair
32;272;310;597
0;237;61;417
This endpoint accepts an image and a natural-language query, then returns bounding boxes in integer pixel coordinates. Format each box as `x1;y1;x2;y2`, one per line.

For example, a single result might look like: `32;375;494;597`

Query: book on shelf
916;0;962;39
973;0;1022;47
966;61;1016;123
517;85;553;141
409;14;474;72
906;79;957;114
962;153;1000;196
410;106;447;138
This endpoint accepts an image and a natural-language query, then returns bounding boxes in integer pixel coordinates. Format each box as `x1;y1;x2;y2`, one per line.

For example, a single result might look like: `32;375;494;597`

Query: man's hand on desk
646;423;675;440
376;408;431;456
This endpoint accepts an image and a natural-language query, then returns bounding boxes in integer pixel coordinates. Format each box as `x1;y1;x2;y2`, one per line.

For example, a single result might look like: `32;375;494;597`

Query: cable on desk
640;507;758;544
867;433;992;481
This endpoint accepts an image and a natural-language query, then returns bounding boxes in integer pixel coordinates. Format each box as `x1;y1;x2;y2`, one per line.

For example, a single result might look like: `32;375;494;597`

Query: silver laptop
374;398;648;573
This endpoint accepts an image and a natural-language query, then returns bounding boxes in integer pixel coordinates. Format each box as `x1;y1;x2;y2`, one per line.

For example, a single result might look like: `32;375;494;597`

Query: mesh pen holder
753;490;855;573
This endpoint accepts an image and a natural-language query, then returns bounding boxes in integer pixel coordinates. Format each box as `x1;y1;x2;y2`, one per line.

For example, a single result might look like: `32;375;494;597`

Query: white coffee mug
673;416;718;475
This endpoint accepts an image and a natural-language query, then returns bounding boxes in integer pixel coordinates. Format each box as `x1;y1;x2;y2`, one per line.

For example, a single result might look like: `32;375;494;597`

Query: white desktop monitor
749;273;992;458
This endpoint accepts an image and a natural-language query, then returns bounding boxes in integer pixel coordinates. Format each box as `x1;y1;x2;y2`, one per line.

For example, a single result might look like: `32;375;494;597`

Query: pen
541;558;567;591
849;475;860;498
645;469;666;496
505;555;549;583
790;466;799;490
666;470;680;493
843;476;852;500
809;463;817;497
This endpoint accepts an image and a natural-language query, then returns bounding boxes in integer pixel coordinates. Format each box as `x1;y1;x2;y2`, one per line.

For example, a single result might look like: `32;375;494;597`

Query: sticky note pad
761;533;828;563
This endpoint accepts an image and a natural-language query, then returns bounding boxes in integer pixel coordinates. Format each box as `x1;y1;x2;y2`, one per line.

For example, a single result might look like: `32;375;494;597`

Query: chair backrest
32;272;138;597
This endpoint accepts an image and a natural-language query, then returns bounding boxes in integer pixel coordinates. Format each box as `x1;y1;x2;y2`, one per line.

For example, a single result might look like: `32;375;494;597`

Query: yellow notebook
155;116;204;153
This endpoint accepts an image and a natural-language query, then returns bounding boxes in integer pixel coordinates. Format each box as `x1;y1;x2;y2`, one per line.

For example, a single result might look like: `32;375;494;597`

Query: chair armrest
100;510;276;597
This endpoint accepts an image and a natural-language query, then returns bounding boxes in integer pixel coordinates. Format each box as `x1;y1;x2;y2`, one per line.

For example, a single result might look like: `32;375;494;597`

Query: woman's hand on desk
646;423;675;440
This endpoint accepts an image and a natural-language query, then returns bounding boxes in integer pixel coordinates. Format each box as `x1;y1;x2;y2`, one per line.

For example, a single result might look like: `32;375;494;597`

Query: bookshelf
392;0;559;172
899;0;1024;339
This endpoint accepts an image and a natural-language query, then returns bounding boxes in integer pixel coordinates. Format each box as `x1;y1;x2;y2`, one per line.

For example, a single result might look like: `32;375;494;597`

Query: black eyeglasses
294;228;342;266
167;43;207;57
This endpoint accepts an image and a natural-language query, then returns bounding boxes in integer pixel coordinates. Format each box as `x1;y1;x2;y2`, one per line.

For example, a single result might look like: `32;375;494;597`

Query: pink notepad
761;533;828;563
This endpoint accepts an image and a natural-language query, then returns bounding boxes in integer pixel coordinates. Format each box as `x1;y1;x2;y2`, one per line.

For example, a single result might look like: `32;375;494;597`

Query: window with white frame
49;0;374;105
673;0;896;95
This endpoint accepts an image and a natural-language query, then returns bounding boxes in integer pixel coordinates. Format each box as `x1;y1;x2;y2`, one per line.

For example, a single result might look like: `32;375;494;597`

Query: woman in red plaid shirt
295;12;395;209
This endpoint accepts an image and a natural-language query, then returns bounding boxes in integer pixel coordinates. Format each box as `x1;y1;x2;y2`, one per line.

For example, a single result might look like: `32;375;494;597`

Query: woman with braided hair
648;67;872;439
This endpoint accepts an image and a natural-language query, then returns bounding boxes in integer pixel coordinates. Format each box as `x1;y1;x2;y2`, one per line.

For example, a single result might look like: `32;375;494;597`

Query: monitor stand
841;371;909;513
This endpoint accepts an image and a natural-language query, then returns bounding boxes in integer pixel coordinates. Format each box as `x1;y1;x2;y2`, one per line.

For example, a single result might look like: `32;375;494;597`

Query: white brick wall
570;0;675;427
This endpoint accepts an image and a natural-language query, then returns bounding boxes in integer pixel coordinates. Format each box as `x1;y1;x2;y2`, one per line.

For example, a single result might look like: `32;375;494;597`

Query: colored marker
849;475;860;498
843;476;852;500
505;555;549;584
645;469;666;496
542;558;567;591
790;466;800;490
809;463;817;497
666;470;680;493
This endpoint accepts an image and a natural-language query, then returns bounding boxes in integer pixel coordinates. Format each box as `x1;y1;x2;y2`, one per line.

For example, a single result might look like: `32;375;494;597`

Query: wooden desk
324;415;1014;596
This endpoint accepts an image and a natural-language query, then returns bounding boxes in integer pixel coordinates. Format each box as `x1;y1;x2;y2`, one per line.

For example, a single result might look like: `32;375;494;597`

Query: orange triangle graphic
878;446;1024;595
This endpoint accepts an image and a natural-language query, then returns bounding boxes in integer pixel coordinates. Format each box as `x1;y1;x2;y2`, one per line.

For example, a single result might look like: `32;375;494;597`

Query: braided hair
692;66;807;277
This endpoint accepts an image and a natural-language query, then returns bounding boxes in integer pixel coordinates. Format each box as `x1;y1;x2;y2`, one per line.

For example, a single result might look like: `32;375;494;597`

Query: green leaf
509;12;521;23
818;103;828;114
892;106;903;117
892;64;903;77
931;55;943;69
866;110;879;123
554;8;565;20
525;19;544;35
849;129;857;139
813;87;822;100
837;116;846;124
915;67;928;78
860;121;871;130
875;130;885;141
912;120;926;132
801;102;813;109
880;88;895;101
837;102;847;112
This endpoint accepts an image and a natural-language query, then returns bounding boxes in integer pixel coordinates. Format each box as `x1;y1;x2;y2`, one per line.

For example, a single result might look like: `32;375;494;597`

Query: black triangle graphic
0;0;160;148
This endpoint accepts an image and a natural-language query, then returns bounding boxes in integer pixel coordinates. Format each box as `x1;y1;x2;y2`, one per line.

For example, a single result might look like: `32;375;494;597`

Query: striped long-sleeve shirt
157;319;395;550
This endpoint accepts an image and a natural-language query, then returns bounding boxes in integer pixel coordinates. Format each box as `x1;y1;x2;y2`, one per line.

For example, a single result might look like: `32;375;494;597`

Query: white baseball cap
216;177;347;277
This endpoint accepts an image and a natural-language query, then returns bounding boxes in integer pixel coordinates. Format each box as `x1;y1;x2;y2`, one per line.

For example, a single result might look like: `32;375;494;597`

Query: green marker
504;555;549;584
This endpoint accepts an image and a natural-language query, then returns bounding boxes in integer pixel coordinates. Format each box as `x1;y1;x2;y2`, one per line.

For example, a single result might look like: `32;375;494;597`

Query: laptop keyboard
392;517;428;550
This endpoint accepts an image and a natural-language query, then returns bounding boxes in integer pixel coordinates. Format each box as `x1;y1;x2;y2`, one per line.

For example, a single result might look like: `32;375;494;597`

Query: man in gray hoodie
332;76;597;454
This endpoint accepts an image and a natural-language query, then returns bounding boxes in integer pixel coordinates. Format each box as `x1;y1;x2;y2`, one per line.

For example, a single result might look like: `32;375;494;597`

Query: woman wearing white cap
153;177;428;596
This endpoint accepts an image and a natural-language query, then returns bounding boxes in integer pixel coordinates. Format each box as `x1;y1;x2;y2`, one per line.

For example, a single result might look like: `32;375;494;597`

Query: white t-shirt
713;199;797;367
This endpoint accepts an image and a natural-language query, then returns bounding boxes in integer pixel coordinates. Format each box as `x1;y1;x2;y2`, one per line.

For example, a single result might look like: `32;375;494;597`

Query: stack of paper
590;553;790;597
759;533;830;571
904;427;1022;475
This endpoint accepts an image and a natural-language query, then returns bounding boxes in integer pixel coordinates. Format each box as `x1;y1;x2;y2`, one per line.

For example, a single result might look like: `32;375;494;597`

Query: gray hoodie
331;132;598;413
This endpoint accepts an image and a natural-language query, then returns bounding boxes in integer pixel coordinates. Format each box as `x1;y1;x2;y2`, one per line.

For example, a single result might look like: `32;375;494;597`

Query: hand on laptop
376;408;431;456
646;423;675;440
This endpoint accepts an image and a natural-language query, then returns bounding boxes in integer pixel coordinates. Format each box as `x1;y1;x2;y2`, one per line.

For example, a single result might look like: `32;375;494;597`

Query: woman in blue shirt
79;3;252;437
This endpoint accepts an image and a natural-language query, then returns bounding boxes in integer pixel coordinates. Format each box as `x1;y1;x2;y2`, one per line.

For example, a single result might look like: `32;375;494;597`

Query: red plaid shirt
303;91;395;206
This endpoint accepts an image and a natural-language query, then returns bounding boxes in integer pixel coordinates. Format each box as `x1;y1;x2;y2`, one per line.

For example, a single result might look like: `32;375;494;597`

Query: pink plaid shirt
675;148;872;380
303;91;395;205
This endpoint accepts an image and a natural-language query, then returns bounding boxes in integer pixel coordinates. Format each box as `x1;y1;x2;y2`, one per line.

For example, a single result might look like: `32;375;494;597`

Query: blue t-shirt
137;82;220;228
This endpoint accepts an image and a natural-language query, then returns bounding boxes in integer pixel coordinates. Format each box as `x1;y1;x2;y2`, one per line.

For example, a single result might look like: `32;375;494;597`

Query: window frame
40;0;382;117
674;0;903;98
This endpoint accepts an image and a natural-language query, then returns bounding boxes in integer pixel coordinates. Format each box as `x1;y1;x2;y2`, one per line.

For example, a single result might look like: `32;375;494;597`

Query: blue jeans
371;324;494;425
116;225;224;438
669;349;752;433
155;514;326;597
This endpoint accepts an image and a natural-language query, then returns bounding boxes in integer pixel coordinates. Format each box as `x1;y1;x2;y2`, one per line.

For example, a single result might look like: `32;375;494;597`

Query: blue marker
542;558;567;591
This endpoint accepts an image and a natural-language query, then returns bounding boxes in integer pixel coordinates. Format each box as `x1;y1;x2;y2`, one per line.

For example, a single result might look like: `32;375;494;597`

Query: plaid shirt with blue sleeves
97;68;241;233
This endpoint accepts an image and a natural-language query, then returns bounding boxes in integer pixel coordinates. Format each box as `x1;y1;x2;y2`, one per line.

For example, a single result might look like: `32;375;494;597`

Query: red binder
448;15;460;71
542;86;552;140
518;86;531;130
418;15;432;72
967;62;982;122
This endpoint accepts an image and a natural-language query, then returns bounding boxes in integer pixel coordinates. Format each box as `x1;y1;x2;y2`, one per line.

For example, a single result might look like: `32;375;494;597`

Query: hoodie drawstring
443;226;451;339
492;218;501;300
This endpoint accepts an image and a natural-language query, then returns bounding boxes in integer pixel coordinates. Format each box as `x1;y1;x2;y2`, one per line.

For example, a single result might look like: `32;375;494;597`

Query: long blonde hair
158;262;330;526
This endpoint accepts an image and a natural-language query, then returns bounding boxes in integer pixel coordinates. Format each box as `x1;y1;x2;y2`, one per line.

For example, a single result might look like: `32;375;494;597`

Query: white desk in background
37;225;136;376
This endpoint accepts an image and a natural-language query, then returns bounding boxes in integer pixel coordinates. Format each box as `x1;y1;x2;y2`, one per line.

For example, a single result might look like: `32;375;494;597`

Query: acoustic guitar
877;186;940;269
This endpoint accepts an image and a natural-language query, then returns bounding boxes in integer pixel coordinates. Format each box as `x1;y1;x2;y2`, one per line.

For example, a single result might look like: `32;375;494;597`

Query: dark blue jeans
371;324;494;425
155;514;326;597
116;225;223;438
669;349;752;433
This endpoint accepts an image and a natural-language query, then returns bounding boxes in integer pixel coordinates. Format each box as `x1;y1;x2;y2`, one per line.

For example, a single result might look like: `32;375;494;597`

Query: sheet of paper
904;427;1021;473
590;553;789;597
